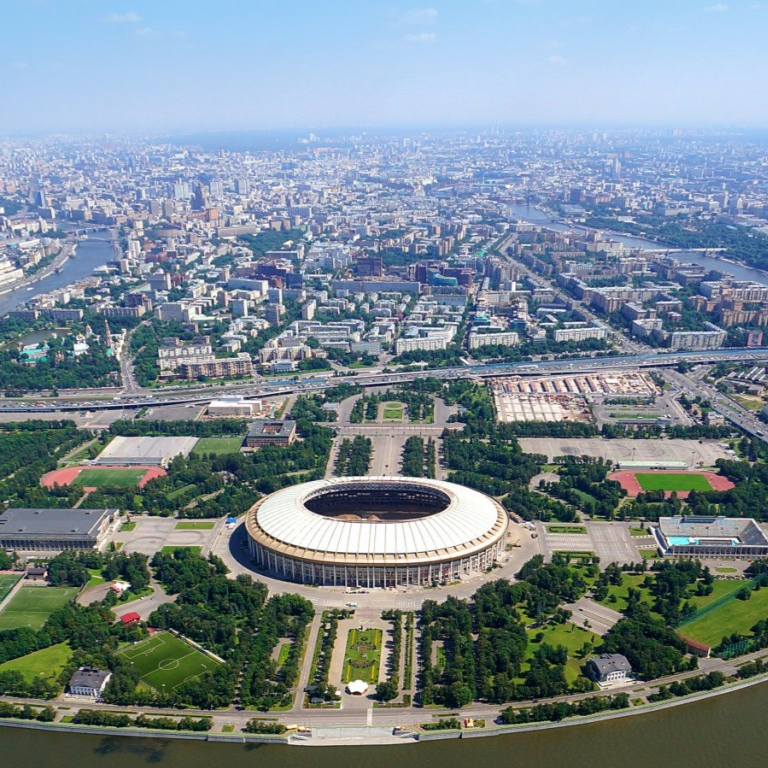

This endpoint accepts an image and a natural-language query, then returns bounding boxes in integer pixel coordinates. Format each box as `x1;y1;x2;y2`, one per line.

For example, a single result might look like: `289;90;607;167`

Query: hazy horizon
2;0;767;135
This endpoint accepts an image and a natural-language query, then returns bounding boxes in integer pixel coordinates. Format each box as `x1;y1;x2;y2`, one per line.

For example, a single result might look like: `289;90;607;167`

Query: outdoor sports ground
0;586;79;631
116;631;221;692
40;465;166;491
608;470;735;499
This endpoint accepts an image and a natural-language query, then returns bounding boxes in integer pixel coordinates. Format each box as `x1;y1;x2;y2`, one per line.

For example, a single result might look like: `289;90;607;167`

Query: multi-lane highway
4;347;768;414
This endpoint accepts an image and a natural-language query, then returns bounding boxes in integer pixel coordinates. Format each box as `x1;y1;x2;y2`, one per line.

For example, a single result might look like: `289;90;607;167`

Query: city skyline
2;0;768;134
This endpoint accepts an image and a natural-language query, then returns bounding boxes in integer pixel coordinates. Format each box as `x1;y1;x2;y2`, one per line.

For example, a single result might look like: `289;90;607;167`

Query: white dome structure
245;476;509;587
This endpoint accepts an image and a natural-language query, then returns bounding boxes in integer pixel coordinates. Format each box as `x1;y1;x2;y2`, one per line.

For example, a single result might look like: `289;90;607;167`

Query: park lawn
193;437;244;456
167;483;198;501
0;586;79;631
546;525;587;535
341;627;382;684
716;567;738;574
594;574;657;612
640;548;660;560
73;468;148;488
84;568;106;589
635;473;713;492
382;402;405;420
629;527;649;537
175;521;215;530
161;546;202;555
0;573;21;603
276;641;292;668
117;631;221;692
687;579;747;611
681;588;768;647
0;642;72;681
120;521;137;532
523;623;600;684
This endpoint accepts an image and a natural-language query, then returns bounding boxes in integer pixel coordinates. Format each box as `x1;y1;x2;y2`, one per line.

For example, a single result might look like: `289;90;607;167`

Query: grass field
174;521;215;530
0;573;21;603
381;402;404;421
117;631;221;692
0;587;78;631
523;623;600;684
161;545;202;555
120;521;137;532
681;587;768;647
0;642;72;681
635;473;713;492
73;468;148;488
167;483;198;501
546;525;587;535
341;628;382;684
629;527;649;537
193;437;244;456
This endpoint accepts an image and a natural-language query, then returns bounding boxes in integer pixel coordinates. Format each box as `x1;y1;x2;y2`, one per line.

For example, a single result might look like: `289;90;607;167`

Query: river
0;234;117;318
2;681;767;768
507;203;768;286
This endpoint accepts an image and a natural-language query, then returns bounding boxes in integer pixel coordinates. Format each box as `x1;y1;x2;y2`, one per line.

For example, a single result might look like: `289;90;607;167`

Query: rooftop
0;508;114;539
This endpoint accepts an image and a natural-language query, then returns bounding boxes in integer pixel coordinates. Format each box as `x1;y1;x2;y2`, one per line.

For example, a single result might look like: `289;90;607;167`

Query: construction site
491;371;658;423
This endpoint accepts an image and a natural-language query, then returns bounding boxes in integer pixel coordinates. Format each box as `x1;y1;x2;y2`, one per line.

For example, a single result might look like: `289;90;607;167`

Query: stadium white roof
251;476;506;560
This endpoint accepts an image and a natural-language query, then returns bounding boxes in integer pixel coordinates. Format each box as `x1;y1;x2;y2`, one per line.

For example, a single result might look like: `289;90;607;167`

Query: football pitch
193;437;243;456
0;587;78;631
635;473;713;492
117;631;221;691
73;468;148;488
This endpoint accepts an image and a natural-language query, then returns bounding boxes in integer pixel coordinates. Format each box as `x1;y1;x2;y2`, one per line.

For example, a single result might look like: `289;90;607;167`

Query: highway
4;347;768;413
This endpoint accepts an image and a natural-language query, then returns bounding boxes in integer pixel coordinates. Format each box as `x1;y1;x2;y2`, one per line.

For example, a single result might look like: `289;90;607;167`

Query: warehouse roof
0;508;114;539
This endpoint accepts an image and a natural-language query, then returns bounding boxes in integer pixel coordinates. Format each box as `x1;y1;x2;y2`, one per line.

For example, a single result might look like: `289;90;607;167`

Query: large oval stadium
244;476;509;588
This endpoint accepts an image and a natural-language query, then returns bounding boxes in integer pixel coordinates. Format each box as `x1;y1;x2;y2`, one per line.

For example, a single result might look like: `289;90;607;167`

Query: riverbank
1;668;767;747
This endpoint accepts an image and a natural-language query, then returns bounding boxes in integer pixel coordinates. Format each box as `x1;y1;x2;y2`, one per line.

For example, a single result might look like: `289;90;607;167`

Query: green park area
174;521;216;531
546;525;587;535
0;586;79;631
0;573;21;603
161;546;203;555
523;623;601;684
342;627;382;684
116;631;221;692
635;473;713;492
0;642;72;681
193;437;244;456
381;402;405;421
73;468;148;488
679;586;768;647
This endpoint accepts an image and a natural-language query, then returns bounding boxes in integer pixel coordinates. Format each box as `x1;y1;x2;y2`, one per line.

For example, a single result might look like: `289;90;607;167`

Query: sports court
117;631;221;691
0;586;78;631
608;470;735;498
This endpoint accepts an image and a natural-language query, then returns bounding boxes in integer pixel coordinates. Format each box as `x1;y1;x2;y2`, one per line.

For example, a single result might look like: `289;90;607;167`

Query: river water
2;682;767;768
507;203;768;286
0;234;117;318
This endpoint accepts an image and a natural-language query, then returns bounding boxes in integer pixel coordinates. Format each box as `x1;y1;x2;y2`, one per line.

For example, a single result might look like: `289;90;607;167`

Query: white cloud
104;11;141;24
704;3;729;12
547;54;569;65
402;8;438;25
403;31;437;43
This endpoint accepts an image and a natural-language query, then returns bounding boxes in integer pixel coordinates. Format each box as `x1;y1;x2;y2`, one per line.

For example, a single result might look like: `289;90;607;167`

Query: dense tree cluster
401;436;436;478
334;436;372;476
499;692;630;725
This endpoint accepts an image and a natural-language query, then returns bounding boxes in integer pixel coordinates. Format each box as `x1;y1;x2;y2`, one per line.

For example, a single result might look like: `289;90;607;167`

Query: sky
1;0;767;135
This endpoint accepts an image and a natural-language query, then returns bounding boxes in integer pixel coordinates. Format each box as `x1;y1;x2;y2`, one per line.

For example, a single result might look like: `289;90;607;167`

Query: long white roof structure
247;476;507;565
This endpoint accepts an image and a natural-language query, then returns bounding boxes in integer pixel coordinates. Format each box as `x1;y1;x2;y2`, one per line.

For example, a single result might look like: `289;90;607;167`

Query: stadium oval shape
245;476;509;587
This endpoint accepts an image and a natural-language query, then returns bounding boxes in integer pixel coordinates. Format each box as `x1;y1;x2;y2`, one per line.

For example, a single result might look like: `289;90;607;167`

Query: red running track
608;470;735;499
40;465;166;491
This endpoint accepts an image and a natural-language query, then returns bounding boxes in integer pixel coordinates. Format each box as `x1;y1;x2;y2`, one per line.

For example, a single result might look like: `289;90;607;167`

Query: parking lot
519;437;734;466
113;517;225;557
537;521;646;565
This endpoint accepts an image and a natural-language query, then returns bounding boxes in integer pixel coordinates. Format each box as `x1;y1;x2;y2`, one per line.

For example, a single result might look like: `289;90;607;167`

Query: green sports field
680;587;768;647
0;573;21;603
0;586;78;631
193;437;244;456
635;473;713;492
73;468;148;488
117;631;221;692
175;521;215;530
